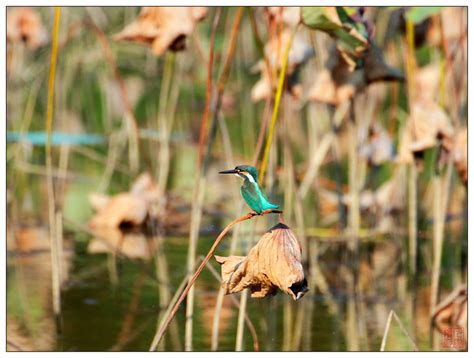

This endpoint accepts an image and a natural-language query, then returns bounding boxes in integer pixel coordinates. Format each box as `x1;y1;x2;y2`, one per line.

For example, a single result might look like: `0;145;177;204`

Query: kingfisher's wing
240;182;263;213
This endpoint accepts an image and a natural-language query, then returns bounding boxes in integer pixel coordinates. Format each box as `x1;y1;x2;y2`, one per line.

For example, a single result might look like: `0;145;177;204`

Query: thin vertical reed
258;27;296;183
86;20;140;174
380;310;418;351
152;209;281;348
405;19;418;278
408;165;418;275
347;100;359;251
46;6;61;319
430;159;454;315
184;10;221;351
235;290;248;351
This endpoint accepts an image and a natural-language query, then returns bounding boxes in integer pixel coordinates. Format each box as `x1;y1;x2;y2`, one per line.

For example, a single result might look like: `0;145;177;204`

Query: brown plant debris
266;7;301;28
432;284;467;335
359;122;395;166
251;29;314;102
397;99;454;164
451;128;467;186
215;222;308;301
309;41;404;106
7;7;47;49
89;172;154;228
89;172;189;230
113;7;208;56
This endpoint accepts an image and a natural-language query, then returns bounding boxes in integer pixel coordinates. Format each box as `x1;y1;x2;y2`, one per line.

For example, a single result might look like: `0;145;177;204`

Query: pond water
8;227;462;351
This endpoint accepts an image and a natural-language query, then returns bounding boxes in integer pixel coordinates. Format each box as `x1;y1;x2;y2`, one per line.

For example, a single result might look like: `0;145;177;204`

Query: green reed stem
46;6;61;319
258;27;296;183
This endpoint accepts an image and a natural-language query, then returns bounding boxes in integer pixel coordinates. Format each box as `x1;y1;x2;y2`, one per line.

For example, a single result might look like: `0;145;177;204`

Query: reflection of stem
205;261;259;352
235;224;257;351
235;290;248;351
149;273;191;352
106;252;119;286
114;271;146;348
153;210;281;348
380;310;418;351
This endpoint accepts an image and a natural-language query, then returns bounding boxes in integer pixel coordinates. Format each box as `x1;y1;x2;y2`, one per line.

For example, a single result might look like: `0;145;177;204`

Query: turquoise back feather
240;180;279;214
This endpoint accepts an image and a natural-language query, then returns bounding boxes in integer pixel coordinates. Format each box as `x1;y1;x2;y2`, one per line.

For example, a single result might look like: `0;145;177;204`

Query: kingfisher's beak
219;169;239;175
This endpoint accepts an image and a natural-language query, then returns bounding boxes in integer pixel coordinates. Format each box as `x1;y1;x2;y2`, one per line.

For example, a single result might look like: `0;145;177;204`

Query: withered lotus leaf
113;7;208;56
452;128;467;186
215;223;308;301
89;173;157;228
7;7;47;49
89;193;149;228
266;7;301;28
433;285;467;335
310;41;403;106
359;123;394;166
398;99;454;164
251;30;313;102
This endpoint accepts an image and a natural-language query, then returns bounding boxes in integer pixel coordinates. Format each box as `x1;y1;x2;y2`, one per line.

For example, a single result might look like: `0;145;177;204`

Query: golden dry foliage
7;7;47;49
398;99;454;164
11;226;51;253
113;7;208;56
266;7;301;28
251;29;313;102
309;42;403;106
433;285;467;335
359;122;394;166
89;173;159;228
215;222;308;301
452;128;467;186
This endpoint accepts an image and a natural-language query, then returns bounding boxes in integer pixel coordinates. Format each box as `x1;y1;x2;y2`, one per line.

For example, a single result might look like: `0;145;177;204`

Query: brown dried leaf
415;63;440;102
359;123;394;166
88;193;110;211
433;285;467;334
12;226;50;253
310;41;403;106
113;7;208;56
89;172;163;228
215;223;308;301
89;193;148;228
452;128;467;186
7;7;47;49
397;99;454;164
251;30;313;102
266;7;301;28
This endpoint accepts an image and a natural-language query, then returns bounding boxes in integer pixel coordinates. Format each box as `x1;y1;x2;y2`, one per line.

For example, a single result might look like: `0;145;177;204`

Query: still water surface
8;229;459;351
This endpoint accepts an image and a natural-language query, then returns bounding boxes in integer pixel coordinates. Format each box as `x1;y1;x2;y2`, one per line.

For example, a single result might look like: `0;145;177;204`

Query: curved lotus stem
150;209;282;349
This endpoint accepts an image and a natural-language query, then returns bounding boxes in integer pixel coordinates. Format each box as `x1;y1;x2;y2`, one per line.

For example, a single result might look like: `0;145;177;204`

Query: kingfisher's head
219;165;258;183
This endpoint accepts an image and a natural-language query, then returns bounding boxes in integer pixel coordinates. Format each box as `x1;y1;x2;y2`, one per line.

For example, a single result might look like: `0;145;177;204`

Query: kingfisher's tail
266;202;280;210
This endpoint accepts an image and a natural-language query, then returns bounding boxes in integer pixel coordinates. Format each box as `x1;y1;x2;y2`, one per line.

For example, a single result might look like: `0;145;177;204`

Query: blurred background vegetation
6;6;467;352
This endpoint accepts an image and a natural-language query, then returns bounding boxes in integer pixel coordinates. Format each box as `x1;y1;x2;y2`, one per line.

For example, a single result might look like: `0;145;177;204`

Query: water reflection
7;226;74;351
7;226;466;351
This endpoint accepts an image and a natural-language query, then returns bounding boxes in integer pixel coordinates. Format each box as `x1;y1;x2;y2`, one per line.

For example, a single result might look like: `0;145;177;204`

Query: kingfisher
219;165;280;214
